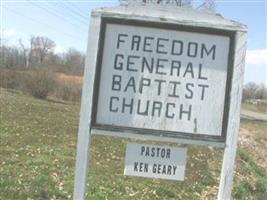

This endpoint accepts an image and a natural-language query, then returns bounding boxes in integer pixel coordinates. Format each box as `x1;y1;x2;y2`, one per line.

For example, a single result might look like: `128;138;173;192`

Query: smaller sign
124;143;187;181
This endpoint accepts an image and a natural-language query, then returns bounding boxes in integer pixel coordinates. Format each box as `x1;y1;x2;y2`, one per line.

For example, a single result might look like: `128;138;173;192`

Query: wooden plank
93;5;247;32
91;129;225;148
218;31;247;200
73;13;101;200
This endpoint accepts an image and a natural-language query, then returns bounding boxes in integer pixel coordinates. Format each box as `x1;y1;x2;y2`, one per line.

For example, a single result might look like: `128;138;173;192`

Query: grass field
1;88;266;200
242;103;267;115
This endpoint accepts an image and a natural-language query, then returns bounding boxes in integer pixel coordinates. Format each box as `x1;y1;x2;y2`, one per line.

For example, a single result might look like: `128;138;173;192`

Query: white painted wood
91;128;225;148
73;13;101;200
218;31;247;200
124;143;187;181
73;4;247;199
93;5;247;32
96;23;230;136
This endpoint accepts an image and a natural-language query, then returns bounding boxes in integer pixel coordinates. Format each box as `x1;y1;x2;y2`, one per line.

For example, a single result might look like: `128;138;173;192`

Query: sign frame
73;5;247;200
91;17;236;143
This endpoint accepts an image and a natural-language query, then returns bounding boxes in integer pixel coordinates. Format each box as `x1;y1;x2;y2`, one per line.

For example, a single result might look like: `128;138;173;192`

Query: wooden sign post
73;3;247;200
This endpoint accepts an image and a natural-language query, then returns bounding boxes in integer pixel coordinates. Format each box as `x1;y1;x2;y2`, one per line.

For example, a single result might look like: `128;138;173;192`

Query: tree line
1;35;266;102
243;82;267;101
0;36;85;75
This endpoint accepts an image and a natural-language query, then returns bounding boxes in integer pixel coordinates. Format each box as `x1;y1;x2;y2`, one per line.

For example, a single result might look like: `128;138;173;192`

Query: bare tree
254;84;267;99
198;0;215;11
18;39;28;68
29;36;55;65
245;82;258;99
243;82;266;101
0;46;21;68
63;48;85;75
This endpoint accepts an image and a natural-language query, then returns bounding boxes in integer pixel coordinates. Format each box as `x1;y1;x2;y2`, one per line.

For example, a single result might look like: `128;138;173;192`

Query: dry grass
54;73;83;102
242;103;267;115
0;69;83;102
55;73;83;87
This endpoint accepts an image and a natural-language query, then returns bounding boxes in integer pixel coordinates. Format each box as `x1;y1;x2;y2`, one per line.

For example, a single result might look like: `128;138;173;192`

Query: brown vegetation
242;82;267;102
0;36;85;75
0;35;85;102
0;69;82;102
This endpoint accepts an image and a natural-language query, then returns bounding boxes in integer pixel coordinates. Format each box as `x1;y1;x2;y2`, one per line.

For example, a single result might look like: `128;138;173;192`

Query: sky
1;0;267;84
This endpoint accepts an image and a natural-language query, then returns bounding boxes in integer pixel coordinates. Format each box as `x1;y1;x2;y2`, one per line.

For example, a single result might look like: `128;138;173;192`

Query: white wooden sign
73;4;247;200
124;143;187;181
92;18;233;142
97;25;230;137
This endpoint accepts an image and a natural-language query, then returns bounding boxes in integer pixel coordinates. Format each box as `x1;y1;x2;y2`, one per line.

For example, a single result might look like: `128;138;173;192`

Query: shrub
0;69;82;102
54;80;82;102
0;69;24;90
24;70;56;99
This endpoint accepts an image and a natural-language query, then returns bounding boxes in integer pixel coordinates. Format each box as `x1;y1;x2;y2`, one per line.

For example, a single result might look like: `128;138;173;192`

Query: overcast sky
1;0;266;84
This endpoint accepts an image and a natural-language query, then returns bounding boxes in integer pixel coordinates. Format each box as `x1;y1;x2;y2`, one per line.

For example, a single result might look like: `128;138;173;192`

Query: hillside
0;88;266;199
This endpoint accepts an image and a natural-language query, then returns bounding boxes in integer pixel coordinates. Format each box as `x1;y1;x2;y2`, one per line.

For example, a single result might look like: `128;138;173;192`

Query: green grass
87;135;223;199
0;88;266;199
233;148;267;200
0;88;78;199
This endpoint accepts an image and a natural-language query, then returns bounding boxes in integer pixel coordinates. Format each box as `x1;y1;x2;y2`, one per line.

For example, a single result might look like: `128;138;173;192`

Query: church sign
124;143;187;181
92;18;234;142
73;5;247;200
